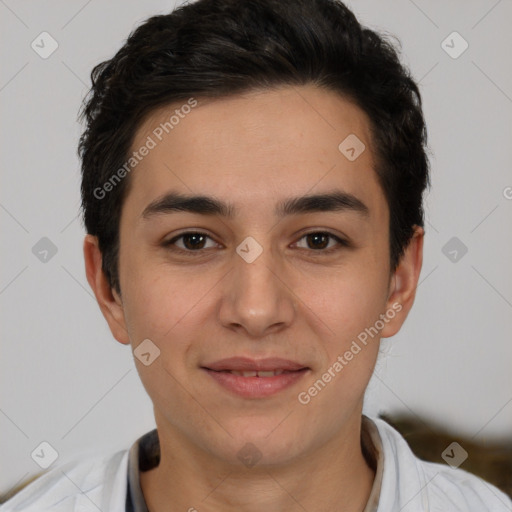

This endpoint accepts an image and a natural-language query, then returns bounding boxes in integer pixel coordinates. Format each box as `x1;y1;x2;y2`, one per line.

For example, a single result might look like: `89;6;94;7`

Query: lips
203;357;307;373
202;357;309;398
228;369;286;377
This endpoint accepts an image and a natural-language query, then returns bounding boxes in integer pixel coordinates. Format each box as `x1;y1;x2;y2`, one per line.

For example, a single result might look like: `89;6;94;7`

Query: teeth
234;371;258;377
229;369;286;377
257;371;278;377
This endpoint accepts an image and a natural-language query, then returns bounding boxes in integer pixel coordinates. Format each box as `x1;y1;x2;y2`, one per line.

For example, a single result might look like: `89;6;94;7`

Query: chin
214;421;309;467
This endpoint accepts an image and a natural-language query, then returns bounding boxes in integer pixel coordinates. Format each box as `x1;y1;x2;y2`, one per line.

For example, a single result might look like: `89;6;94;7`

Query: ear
380;225;424;338
83;234;130;345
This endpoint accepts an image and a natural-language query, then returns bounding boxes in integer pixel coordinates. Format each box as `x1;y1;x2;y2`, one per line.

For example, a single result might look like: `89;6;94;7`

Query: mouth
201;357;310;398
203;356;308;373
214;369;297;377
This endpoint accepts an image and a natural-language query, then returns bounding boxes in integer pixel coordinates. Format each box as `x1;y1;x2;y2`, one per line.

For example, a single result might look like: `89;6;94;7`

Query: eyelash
163;231;350;255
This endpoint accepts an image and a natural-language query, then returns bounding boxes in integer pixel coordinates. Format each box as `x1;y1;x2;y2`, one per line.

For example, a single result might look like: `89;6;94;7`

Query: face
86;85;422;466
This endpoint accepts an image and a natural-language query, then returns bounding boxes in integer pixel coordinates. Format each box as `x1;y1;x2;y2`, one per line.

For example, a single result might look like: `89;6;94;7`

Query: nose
218;242;296;338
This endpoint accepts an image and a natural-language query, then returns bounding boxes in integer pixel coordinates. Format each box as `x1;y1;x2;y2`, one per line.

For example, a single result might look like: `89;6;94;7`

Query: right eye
163;232;219;253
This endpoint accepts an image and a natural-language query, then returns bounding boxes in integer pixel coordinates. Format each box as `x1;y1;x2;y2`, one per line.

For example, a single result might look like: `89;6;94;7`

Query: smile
221;369;289;377
203;366;309;398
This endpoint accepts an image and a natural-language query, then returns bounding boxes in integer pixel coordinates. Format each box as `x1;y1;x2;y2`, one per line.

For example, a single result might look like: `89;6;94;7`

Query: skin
84;85;423;512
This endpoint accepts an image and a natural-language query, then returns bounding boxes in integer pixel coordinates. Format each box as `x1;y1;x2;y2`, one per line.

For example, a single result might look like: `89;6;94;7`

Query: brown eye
306;233;329;249
165;232;217;252
181;233;207;250
295;232;348;252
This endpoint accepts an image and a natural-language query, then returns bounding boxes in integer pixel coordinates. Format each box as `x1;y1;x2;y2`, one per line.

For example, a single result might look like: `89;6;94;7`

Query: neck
140;413;376;512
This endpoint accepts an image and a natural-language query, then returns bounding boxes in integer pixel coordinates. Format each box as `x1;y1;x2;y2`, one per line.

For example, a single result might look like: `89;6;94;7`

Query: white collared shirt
2;416;511;511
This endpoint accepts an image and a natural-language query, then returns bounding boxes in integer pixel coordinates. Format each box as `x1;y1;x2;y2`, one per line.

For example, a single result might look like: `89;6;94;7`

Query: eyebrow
141;190;369;220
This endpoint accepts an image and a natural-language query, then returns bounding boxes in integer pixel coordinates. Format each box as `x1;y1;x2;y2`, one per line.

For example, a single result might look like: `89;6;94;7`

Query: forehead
124;85;387;223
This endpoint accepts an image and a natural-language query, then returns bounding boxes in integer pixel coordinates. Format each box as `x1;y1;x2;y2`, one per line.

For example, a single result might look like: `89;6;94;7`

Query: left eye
294;232;346;252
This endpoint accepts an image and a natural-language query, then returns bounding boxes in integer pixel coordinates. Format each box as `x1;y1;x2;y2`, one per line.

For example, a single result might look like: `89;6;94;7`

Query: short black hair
79;0;430;294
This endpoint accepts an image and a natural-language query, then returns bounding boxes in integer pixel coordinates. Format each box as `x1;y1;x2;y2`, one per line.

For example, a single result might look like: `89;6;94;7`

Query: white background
1;0;511;499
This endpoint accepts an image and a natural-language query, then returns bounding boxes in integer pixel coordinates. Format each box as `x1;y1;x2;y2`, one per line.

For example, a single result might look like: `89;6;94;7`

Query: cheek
119;258;184;342
305;265;389;395
298;277;385;410
314;267;389;339
120;256;221;352
120;265;205;404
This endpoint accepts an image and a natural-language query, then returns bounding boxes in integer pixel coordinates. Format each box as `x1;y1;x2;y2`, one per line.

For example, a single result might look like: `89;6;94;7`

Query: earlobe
83;235;131;345
381;226;424;338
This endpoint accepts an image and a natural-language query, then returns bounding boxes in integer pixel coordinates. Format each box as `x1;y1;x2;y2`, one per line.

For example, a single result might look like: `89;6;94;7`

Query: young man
2;0;511;511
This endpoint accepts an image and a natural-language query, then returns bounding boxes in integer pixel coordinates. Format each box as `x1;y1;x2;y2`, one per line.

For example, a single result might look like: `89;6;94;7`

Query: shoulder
369;416;512;512
0;449;129;512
